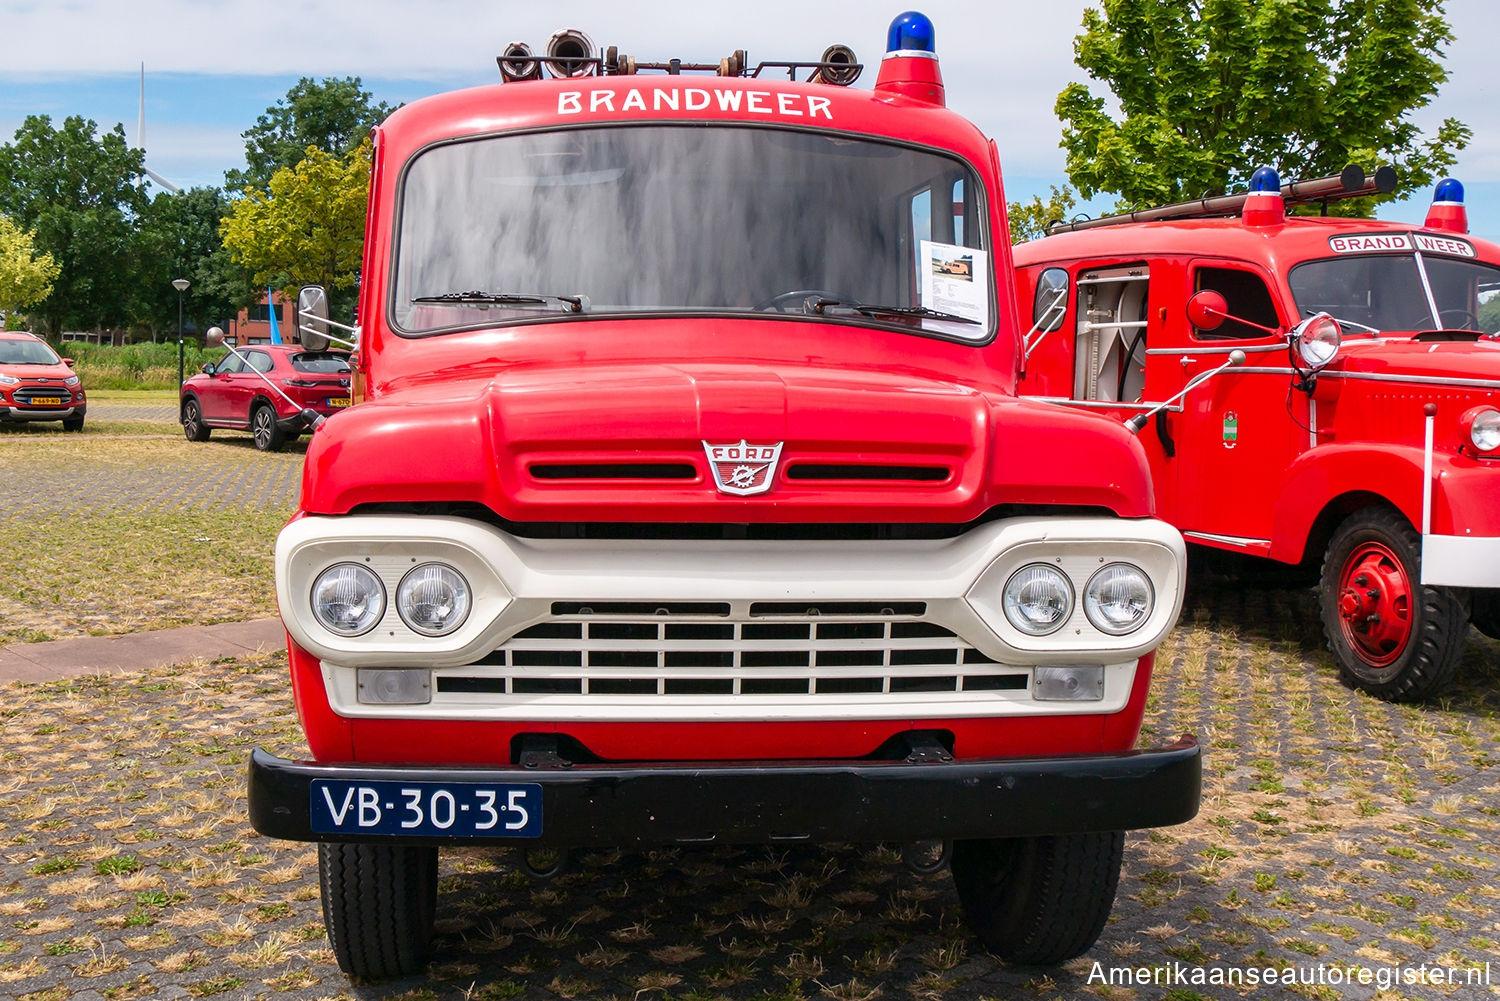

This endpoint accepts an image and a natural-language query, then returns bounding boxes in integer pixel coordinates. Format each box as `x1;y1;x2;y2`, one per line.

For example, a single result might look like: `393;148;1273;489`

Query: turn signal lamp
875;11;944;106
1242;166;1286;227
1425;177;1468;235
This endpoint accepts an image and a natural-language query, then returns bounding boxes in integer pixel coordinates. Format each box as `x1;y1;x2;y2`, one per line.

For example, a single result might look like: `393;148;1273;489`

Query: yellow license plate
327;397;351;408
28;397;62;406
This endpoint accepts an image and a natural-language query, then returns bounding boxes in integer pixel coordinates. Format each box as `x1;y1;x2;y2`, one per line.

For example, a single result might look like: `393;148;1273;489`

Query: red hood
300;362;1153;521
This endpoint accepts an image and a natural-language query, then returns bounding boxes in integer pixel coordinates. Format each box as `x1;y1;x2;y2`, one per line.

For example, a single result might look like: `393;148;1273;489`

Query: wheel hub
1336;544;1412;667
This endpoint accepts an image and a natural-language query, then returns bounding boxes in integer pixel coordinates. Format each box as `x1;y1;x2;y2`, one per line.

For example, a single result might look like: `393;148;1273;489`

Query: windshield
393;125;988;338
0;339;61;365
1289;254;1500;334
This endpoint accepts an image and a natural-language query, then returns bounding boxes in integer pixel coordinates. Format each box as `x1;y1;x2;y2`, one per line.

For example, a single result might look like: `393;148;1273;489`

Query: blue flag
267;289;283;344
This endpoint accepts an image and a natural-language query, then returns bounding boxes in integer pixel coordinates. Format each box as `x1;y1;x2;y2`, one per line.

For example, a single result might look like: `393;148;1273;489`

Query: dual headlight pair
1001;562;1152;637
311;562;471;637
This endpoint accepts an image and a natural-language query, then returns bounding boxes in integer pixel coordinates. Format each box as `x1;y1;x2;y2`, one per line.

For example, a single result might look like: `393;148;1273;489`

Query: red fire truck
246;14;1200;977
1014;168;1500;702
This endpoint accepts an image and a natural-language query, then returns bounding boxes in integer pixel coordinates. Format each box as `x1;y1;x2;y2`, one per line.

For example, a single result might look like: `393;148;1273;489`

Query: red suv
180;345;351;451
0;331;86;431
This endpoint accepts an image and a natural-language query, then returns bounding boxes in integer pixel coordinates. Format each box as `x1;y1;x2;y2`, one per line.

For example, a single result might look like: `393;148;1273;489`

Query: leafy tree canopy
132;187;247;340
220;141;371;308
0;115;147;336
1007;185;1078;244
0;215;60;316
1056;0;1471;210
226;77;394;192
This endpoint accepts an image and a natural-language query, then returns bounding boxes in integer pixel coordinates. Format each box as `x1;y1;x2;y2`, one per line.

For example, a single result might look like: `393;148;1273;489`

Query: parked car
180;345;351;451
0;331;86;431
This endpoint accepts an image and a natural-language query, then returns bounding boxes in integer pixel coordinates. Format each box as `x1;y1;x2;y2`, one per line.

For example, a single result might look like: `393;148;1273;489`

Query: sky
1;0;1497;237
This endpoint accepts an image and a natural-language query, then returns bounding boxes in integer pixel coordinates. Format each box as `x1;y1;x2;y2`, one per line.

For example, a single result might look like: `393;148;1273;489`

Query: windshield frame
385;121;996;347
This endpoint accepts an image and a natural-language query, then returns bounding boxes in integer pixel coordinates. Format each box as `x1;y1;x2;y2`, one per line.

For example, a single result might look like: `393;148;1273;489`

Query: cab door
1164;262;1300;551
201;351;245;423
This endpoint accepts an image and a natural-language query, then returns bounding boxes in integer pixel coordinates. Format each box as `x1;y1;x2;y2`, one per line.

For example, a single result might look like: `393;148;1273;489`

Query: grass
56;342;221;392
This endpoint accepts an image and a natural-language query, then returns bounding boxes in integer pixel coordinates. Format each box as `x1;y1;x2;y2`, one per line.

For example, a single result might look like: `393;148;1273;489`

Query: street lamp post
172;278;190;389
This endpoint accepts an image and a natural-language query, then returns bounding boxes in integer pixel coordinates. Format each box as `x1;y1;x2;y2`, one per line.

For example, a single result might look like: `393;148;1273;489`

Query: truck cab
247;14;1199;978
1016;167;1500;702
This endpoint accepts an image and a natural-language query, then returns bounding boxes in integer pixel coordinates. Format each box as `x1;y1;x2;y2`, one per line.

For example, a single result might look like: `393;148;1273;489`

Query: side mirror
61;357;75;367
1290;313;1342;372
201;363;215;375
297;286;332;351
1186;290;1228;331
1032;268;1069;334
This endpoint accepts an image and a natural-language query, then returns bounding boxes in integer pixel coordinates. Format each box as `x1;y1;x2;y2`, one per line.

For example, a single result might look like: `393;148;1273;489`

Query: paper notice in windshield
920;241;989;325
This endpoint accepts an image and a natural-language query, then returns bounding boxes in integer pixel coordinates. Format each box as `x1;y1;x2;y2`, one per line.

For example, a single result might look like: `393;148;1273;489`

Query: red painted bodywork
1015;213;1500;565
182;345;351;431
286;67;1166;769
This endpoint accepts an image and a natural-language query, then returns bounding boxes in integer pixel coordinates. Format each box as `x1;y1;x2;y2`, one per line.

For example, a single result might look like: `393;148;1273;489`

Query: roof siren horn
546;28;597;78
1241;166;1286;227
498;41;543;82
1425;178;1468;235
875;11;944;106
809;44;862;86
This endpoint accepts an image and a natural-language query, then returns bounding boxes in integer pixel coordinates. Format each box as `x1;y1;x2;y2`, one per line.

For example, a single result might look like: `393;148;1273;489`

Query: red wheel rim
1335;541;1413;668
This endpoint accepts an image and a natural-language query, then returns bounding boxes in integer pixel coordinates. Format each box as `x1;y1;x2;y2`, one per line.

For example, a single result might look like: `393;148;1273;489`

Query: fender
1269;443;1498;565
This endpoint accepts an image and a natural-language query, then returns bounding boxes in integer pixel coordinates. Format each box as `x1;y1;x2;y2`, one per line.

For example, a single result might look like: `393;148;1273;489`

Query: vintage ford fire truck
1015;168;1500;702
245;13;1201;977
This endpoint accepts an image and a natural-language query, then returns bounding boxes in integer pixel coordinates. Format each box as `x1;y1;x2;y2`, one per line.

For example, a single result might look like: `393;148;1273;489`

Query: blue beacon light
887;11;936;55
1248;166;1281;193
1434;178;1464;204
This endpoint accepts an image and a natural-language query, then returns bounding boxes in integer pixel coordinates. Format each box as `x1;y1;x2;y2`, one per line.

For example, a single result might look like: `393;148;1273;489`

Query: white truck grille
434;600;1029;699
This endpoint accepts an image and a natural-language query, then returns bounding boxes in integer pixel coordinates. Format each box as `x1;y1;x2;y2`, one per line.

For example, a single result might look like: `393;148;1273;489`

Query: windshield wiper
411;291;587;312
807;298;980;325
1304;307;1380;334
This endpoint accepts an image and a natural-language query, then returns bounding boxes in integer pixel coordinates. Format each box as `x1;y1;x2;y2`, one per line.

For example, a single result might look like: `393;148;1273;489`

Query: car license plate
309;779;541;837
327;397;351;408
26;397;62;406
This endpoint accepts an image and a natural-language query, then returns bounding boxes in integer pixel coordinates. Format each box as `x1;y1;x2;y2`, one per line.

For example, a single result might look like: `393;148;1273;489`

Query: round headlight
311;563;386;636
397;563;471;636
1083;563;1154;635
1294;313;1342;370
1466;407;1500;452
1002;564;1074;636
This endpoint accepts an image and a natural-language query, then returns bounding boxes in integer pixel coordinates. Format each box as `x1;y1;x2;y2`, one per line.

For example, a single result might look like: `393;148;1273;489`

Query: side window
1075;265;1150;402
216;352;245;374
247;351;275;374
1194;267;1279;339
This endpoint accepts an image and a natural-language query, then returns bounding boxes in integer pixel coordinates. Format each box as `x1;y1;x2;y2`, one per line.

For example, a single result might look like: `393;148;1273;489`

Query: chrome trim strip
1146;342;1286;356
1025;396;1175;413
1182;531;1270;548
1321;370;1500;391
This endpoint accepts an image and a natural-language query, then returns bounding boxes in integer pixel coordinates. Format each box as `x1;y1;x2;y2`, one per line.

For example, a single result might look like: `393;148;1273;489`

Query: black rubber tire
1471;589;1500;641
1318;506;1467;701
251;402;284;452
61;415;84;432
950;831;1123;964
318;843;437;980
181;398;210;441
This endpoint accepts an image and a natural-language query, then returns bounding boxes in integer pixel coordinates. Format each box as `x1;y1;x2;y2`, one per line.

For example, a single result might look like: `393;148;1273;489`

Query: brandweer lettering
559;87;833;120
1329;233;1413;254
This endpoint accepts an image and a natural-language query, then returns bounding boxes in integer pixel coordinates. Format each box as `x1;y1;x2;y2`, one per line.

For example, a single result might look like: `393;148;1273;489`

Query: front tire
1319;507;1467;701
319;843;437;980
950;832;1123;964
62;414;84;432
251;402;284;452
1470;590;1500;641
181;399;210;441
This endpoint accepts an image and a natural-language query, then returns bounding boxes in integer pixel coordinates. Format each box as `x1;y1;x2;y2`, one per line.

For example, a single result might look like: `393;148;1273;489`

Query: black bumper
248;735;1201;847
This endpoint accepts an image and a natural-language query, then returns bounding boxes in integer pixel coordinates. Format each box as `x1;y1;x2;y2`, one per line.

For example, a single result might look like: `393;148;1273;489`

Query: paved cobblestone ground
2;424;1500;1000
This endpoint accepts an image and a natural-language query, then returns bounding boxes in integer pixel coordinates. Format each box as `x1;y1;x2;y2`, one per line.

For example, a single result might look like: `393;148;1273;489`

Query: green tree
0;215;60;318
0;115;147;337
226;77;393;192
1007;185;1078;244
1056;0;1470;209
131;187;247;341
220;141;371;305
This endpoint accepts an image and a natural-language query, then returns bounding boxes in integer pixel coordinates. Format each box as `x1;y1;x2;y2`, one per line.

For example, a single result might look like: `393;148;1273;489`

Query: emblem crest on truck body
703;440;783;495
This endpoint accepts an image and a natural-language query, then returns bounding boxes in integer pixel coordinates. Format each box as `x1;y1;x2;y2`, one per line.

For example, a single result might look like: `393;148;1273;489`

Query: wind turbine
137;63;179;193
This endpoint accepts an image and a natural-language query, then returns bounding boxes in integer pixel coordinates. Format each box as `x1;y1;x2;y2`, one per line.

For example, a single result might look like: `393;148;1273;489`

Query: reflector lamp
887;11;935;54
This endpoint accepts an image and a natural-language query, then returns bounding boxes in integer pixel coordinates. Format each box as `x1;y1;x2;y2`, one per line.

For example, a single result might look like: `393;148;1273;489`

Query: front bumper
247;733;1201;847
2;404;83;422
